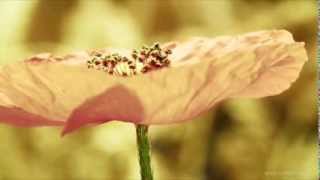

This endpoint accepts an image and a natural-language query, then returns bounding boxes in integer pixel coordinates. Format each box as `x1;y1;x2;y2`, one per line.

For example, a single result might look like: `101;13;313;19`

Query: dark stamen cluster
132;43;171;73
87;52;133;75
87;43;172;76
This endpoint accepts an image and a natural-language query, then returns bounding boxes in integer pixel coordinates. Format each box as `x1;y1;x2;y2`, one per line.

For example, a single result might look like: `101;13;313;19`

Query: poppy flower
0;30;307;135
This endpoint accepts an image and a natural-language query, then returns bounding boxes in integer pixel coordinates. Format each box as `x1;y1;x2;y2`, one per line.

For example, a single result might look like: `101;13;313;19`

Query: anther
123;57;128;62
132;53;138;59
153;43;160;49
165;49;172;54
129;65;136;69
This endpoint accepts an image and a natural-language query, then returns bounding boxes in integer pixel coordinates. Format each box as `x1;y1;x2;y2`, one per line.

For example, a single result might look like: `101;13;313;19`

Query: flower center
87;43;172;76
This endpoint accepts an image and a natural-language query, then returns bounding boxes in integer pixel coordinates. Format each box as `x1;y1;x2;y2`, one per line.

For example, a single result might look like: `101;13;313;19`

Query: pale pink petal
0;30;307;135
0;106;64;126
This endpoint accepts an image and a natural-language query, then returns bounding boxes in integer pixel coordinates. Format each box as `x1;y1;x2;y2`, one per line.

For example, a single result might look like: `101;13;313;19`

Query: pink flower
0;30;307;135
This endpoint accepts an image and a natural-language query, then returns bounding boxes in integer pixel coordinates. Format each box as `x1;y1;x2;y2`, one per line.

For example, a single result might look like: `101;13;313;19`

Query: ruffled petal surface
0;30;307;135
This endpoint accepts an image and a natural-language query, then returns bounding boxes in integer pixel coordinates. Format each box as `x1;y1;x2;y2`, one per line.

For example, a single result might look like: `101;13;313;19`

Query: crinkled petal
0;30;307;135
231;41;307;97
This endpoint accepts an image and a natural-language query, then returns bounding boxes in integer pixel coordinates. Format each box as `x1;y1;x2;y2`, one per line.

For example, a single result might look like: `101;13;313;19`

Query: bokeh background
0;0;317;180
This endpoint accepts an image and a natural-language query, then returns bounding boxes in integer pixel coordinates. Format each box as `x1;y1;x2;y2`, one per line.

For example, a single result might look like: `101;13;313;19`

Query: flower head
0;30;308;135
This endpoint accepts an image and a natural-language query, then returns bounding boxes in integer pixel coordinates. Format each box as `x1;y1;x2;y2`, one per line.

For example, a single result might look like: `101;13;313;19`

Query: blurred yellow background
0;0;317;180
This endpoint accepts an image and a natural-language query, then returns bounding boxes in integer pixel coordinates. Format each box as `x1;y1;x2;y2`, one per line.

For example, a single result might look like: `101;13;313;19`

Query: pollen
87;43;171;76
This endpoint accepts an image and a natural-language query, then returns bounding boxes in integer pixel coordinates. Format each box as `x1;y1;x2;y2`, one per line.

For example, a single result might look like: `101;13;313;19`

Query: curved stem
136;124;153;180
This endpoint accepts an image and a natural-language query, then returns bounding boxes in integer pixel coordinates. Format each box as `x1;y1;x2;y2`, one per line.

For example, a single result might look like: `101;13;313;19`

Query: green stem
136;124;153;180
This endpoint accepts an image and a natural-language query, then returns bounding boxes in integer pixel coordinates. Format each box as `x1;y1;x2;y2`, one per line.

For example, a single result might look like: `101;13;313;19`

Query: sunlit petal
0;30;307;135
